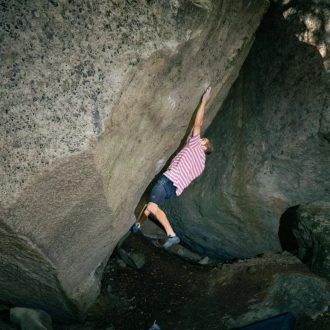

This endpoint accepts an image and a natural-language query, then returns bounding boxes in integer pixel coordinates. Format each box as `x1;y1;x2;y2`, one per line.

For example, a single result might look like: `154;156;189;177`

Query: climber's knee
145;202;158;217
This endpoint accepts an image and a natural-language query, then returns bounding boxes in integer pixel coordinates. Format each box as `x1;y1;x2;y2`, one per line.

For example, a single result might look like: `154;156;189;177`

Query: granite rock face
293;202;330;281
0;0;269;320
274;0;330;71
165;2;330;260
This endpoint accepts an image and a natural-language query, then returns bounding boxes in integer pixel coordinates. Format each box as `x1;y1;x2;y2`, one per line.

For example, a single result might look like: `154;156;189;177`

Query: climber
132;87;213;249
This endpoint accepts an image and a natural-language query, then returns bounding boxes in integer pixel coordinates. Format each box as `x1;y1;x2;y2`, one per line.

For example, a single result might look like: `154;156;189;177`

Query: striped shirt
164;134;206;196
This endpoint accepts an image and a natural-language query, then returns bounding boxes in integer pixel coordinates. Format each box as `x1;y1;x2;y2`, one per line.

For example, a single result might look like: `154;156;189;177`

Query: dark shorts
149;175;177;207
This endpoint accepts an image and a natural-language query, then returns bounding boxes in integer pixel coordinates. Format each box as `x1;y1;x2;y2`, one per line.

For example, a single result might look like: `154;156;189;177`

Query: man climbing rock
132;87;213;249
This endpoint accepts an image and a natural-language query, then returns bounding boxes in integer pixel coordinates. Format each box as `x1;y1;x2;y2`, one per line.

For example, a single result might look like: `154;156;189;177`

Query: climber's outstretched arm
193;87;211;136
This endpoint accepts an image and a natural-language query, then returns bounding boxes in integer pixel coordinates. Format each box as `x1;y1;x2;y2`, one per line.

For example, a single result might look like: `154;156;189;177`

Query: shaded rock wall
165;2;330;260
293;202;330;281
0;0;269;320
0;222;78;321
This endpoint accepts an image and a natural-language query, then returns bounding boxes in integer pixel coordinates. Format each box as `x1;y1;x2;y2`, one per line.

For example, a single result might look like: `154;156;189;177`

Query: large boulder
0;0;269;321
165;2;330;260
220;263;330;329
293;202;330;281
178;251;330;329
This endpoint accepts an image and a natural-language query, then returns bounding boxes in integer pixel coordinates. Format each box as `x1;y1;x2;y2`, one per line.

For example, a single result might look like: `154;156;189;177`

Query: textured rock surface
293;202;330;281
0;0;269;320
273;0;330;71
10;307;53;330
165;2;330;260
222;269;330;328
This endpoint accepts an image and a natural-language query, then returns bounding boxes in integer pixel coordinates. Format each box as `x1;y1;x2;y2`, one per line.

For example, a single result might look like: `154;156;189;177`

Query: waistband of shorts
161;174;174;184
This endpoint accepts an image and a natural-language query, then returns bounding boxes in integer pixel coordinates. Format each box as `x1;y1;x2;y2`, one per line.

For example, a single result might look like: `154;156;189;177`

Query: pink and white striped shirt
164;134;206;196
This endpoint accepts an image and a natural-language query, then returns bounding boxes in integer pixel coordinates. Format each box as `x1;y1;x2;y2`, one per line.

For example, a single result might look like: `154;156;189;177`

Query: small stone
118;249;145;270
199;256;210;265
117;258;127;268
168;245;202;262
149;321;161;330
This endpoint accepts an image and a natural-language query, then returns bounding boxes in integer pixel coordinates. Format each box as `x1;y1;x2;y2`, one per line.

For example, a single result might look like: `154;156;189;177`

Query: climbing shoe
163;235;180;249
130;222;141;234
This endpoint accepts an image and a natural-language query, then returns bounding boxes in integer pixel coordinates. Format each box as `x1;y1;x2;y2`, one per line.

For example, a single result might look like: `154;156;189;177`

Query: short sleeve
187;134;201;148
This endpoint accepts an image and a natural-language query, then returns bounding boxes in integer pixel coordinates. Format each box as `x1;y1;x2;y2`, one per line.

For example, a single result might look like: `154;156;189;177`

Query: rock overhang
0;0;270;320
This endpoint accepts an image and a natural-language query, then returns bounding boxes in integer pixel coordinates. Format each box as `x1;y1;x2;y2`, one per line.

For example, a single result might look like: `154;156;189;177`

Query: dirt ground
52;232;330;330
0;231;328;330
84;233;214;330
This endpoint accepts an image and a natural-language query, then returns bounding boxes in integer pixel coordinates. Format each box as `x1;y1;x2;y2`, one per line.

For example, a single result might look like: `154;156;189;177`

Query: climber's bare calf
145;202;175;237
130;175;178;245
